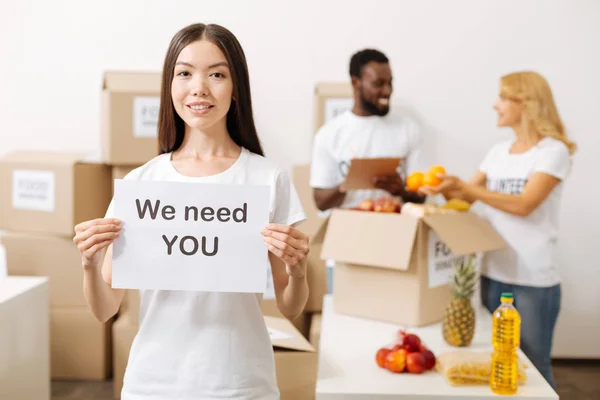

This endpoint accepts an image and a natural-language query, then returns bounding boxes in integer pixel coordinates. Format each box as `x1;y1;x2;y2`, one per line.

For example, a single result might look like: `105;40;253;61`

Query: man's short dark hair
349;49;389;79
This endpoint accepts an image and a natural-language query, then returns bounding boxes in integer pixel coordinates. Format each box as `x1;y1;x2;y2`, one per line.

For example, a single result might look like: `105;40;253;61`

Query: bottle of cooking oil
490;292;521;395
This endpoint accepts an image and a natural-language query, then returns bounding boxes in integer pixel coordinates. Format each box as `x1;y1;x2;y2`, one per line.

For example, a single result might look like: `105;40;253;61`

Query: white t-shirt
105;147;306;400
478;137;571;287
309;110;422;213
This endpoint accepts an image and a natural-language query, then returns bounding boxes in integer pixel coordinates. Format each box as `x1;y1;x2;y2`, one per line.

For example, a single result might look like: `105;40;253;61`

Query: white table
0;276;50;400
316;295;558;400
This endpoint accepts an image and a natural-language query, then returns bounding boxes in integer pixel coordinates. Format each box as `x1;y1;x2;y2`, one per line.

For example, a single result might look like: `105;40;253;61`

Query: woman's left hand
419;174;465;196
261;224;309;278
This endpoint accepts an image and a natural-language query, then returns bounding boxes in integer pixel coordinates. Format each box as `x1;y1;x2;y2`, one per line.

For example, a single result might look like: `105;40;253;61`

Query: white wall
1;0;599;357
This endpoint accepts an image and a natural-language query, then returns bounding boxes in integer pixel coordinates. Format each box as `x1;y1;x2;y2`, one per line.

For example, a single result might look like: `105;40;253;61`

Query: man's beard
359;88;390;116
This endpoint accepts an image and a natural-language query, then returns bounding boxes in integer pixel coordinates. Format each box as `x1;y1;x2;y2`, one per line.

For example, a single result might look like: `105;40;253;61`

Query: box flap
264;316;315;352
321;209;419;270
315;82;352;97
423;212;507;255
103;71;161;92
1;151;87;165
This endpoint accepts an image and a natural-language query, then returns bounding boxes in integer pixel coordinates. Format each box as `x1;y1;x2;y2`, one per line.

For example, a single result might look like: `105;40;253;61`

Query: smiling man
310;49;426;213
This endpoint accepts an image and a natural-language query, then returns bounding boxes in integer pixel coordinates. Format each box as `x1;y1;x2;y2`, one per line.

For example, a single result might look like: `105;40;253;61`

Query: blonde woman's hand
73;218;122;270
261;224;309;278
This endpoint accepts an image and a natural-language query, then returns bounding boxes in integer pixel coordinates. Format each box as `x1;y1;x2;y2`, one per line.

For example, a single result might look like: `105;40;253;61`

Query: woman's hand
261;224;309;278
419;174;466;197
73;218;122;270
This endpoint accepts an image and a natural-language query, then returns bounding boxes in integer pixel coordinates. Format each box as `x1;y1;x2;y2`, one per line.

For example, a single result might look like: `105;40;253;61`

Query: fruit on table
403;334;422;353
406;352;426;374
384;349;408;373
376;348;392;368
406;172;424;192
443;255;477;347
358;199;375;211
375;331;437;374
422;349;437;370
374;196;400;213
442;198;471;211
352;197;401;213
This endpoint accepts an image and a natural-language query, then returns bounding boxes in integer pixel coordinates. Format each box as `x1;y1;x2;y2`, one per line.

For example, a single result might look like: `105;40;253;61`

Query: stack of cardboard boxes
0;71;162;389
0;152;114;380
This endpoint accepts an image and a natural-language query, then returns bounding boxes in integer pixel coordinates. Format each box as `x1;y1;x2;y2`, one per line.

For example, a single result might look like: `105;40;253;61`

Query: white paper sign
263;265;276;300
427;231;481;288
133;96;160;138
268;328;293;341
12;170;55;212
111;180;270;293
324;98;353;123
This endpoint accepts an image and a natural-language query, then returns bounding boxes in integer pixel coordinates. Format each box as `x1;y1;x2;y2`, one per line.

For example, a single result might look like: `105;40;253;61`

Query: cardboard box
102;71;161;165
112;165;140;181
0;277;50;400
112;315;139;399
266;315;317;400
309;313;321;351
313;82;353;132
292;165;328;313
0;151;112;236
321;209;506;326
51;308;112;380
2;232;87;307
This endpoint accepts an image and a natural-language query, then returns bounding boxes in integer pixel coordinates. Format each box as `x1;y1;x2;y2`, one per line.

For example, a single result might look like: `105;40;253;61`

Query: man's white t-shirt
309;110;422;212
478;137;571;288
105;147;306;400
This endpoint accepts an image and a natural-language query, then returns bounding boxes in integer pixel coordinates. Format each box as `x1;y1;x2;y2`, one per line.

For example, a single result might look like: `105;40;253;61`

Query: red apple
384;349;407;373
406;352;426;374
376;348;391;368
374;197;400;213
403;334;422;353
421;349;436;370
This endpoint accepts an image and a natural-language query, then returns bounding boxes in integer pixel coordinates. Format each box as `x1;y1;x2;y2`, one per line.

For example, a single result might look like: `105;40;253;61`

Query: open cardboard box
321;209;506;326
265;315;317;399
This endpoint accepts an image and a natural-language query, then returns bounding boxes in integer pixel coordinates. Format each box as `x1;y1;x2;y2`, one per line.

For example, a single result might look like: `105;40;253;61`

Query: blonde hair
500;71;576;154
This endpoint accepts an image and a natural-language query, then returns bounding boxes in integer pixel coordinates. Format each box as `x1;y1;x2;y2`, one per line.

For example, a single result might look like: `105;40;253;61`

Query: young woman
72;23;309;399
421;71;575;389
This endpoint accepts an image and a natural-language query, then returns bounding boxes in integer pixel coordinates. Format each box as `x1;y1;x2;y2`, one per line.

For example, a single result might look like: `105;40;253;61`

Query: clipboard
340;157;402;191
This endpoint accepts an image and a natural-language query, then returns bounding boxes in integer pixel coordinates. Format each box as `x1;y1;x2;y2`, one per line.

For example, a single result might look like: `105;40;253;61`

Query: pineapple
442;254;477;347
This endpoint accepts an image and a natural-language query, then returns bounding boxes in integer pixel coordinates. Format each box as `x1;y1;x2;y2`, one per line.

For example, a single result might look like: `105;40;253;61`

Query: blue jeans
481;276;561;390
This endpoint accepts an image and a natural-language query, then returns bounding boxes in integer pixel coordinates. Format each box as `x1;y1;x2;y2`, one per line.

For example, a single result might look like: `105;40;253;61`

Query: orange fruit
428;165;446;176
406;172;424;192
423;171;442;187
384;349;407;373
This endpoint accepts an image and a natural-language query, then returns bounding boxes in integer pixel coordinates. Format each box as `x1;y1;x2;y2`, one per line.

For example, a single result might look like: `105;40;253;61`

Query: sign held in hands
111;180;271;293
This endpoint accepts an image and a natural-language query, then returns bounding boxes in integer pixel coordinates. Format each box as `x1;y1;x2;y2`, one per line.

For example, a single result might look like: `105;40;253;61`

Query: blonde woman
421;71;575;389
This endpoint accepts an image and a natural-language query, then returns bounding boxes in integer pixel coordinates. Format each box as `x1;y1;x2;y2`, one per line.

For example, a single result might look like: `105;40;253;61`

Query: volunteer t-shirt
105;147;306;400
478;137;571;287
309;110;422;212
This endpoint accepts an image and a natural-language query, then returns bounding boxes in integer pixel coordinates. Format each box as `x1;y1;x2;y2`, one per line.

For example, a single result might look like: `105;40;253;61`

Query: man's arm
313;186;347;211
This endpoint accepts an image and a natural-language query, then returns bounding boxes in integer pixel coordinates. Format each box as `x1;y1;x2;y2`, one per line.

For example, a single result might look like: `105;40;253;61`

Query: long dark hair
157;23;264;156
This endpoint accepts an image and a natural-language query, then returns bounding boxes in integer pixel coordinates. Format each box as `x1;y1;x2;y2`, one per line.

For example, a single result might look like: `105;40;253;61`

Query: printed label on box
324;98;353;123
133;96;160;138
268;328;293;341
428;231;481;288
12;170;55;212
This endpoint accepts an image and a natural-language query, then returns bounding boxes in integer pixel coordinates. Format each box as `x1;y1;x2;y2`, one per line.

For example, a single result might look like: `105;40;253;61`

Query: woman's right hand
73;218;122;270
